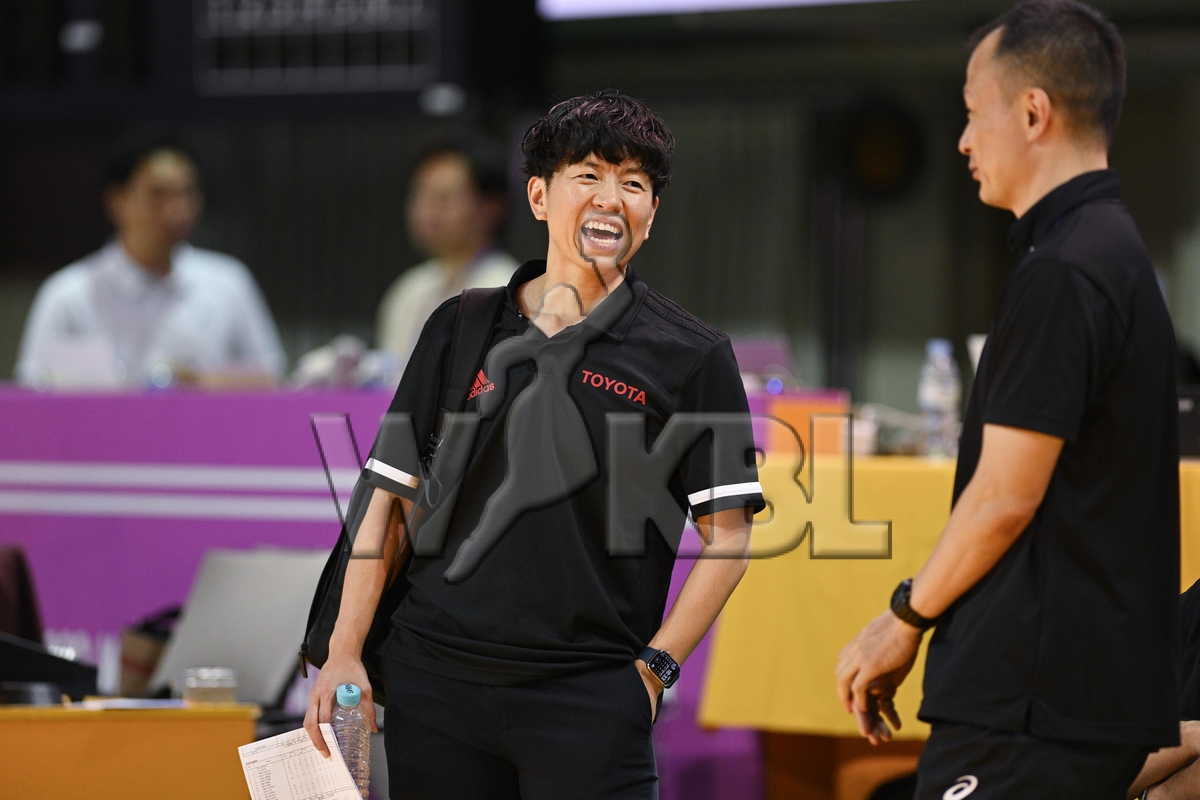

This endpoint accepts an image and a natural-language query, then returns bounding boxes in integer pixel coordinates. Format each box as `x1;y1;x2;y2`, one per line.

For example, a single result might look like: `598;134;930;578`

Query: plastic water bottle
331;684;370;799
918;339;961;458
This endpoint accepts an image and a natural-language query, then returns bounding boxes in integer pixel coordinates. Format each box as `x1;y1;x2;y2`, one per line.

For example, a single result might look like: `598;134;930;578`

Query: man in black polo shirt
305;91;764;799
836;2;1180;797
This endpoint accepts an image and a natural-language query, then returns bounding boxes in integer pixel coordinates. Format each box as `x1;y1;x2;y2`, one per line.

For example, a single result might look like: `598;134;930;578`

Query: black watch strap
891;578;937;631
638;646;681;689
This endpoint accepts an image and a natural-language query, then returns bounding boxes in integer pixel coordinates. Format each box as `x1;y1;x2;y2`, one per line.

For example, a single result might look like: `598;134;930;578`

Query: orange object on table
0;703;259;799
766;390;851;456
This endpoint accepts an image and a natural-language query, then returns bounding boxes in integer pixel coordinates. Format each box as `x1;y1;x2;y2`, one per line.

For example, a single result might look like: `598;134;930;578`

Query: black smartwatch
890;578;937;631
638;647;681;689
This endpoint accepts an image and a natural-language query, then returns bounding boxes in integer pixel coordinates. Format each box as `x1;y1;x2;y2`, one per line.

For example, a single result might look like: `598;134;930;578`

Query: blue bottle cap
926;338;952;358
336;684;361;707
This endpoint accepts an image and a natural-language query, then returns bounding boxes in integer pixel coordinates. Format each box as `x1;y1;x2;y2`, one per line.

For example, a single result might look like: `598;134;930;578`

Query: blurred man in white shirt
375;138;518;367
15;132;285;389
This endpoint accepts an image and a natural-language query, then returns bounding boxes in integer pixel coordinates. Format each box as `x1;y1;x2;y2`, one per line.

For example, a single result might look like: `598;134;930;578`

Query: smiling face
959;29;1035;213
528;154;659;283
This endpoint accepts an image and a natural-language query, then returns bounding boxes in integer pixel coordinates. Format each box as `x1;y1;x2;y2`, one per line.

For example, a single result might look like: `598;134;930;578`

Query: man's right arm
303;485;411;756
837;423;1062;743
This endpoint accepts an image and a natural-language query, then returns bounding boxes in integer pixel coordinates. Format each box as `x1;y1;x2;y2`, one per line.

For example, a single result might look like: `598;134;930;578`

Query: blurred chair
0;545;44;643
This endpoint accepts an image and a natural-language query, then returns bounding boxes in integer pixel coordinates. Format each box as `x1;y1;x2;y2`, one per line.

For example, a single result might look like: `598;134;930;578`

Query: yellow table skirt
700;456;1200;739
0;703;259;799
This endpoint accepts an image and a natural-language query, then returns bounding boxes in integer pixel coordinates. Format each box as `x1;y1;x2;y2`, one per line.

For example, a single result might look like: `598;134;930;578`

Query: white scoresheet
239;723;361;800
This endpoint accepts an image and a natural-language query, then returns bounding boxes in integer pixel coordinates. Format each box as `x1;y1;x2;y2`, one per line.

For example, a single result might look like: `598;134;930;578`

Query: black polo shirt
919;170;1181;747
361;260;764;685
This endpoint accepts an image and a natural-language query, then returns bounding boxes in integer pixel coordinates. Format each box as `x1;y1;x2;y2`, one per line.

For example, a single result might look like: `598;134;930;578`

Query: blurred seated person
1128;579;1200;799
375;137;518;366
15;131;285;389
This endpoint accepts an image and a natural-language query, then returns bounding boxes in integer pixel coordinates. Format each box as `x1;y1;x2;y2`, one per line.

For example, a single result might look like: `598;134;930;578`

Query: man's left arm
636;507;754;717
835;422;1063;743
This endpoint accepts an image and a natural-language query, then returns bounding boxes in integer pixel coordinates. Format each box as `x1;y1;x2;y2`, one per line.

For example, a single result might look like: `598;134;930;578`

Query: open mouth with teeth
580;218;625;252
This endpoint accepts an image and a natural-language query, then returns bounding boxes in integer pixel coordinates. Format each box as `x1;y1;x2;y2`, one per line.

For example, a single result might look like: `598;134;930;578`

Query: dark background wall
2;0;1200;411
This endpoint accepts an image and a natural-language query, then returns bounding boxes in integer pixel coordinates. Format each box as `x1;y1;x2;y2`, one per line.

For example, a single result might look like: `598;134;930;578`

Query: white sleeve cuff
687;481;763;508
365;458;419;489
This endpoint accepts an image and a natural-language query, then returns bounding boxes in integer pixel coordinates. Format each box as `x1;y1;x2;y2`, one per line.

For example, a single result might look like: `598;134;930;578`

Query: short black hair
411;135;509;201
105;129;200;188
969;0;1126;146
521;90;675;196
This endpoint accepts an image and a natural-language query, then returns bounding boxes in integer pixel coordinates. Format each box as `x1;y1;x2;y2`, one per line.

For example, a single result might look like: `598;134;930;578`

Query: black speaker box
0;631;97;701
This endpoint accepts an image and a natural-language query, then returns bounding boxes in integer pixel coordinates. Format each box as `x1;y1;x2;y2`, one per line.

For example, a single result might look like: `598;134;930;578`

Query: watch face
649;651;681;687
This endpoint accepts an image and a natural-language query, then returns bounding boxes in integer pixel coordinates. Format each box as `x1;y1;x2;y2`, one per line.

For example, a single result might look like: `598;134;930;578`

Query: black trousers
383;657;658;800
914;721;1149;800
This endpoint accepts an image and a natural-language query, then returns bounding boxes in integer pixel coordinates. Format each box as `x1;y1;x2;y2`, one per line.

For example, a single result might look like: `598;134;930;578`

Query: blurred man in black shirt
837;3;1180;798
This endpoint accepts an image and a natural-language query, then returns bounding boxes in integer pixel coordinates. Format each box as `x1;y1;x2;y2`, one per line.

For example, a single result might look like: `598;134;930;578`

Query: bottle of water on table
331;683;370;799
919;338;961;458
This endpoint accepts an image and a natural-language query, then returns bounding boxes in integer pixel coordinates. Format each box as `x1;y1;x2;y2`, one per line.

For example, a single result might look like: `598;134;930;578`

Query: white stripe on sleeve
687;481;763;508
365;458;419;489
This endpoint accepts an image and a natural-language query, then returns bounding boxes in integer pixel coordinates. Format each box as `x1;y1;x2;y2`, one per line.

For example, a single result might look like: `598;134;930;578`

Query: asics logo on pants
944;775;978;800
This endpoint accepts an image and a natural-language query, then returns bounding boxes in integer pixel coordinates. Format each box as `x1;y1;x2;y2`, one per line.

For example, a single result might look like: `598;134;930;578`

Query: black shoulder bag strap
408;286;507;557
422;286;508;471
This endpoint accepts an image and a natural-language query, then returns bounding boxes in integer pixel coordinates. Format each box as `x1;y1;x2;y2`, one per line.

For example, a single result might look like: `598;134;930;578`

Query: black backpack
298;287;507;705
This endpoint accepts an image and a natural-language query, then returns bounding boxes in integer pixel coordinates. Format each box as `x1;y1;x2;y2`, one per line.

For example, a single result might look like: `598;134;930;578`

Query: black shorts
383;657;658;800
914;721;1149;800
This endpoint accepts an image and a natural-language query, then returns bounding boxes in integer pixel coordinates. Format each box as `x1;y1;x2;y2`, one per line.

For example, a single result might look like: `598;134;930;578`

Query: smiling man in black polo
837;3;1179;799
305;91;764;799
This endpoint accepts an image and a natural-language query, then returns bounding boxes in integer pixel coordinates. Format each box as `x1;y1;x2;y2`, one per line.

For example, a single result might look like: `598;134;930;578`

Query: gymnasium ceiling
548;0;1200;91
